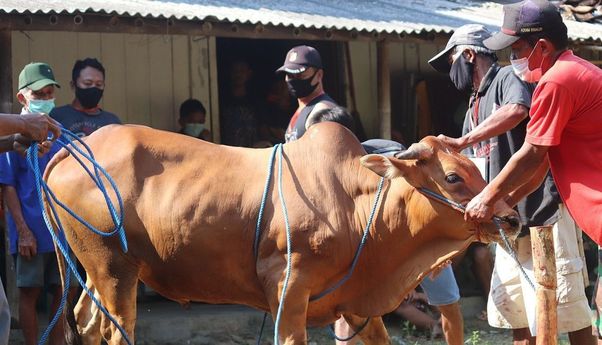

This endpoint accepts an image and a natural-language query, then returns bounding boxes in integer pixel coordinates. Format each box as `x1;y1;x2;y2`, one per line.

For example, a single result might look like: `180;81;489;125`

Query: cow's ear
361;154;413;178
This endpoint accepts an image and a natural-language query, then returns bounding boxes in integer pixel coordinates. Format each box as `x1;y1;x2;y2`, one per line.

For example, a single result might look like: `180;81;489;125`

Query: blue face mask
27;98;56;114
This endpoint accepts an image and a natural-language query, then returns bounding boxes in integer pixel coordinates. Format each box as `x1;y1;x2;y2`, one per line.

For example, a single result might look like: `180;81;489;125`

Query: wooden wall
10;31;220;139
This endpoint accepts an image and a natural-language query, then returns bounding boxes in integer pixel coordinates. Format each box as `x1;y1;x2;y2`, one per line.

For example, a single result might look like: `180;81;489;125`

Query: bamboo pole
530;225;557;345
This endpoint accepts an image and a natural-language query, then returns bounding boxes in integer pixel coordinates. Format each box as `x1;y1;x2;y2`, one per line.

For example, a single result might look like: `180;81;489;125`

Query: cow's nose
502;216;520;229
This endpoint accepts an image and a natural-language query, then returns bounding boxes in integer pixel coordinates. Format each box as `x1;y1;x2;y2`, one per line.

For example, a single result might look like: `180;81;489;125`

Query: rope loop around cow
255;144;384;344
27;128;132;345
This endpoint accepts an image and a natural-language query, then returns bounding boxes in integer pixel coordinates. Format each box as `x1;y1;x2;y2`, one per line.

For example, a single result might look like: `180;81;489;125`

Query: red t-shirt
526;50;602;244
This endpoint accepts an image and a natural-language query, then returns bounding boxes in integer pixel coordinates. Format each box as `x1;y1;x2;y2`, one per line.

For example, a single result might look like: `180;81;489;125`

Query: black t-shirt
461;64;560;229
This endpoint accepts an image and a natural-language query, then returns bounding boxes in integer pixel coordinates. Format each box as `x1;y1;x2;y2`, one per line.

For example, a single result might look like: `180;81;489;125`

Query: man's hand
437;134;466;152
12;134;53;156
17;224;38;259
19;113;61;142
465;191;495;222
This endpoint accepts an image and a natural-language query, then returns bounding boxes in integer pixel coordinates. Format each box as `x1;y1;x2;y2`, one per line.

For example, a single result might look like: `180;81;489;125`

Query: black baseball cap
276;45;323;74
484;0;566;50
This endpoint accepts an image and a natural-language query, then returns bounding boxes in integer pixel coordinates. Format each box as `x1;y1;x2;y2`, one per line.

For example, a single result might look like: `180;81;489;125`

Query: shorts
15;252;74;288
487;204;591;333
420;265;460;306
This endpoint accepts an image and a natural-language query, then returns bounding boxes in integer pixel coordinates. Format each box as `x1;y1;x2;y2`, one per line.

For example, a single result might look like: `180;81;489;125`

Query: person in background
220;60;258;147
178;98;212;141
276;45;337;143
431;19;594;344
0;112;60;345
257;78;294;145
50;58;120;137
0;62;75;345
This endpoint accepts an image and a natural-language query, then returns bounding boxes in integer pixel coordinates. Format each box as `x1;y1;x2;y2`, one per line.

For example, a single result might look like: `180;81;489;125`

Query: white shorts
487;204;592;333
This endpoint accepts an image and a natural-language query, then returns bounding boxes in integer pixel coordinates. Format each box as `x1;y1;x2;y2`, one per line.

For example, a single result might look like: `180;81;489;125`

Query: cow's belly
133;223;270;310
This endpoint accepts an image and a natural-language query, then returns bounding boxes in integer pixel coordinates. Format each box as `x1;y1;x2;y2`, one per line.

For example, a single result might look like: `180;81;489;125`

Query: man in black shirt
276;45;337;142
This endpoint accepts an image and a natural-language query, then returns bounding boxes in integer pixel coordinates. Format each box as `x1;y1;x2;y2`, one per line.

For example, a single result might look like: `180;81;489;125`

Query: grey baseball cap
428;24;492;73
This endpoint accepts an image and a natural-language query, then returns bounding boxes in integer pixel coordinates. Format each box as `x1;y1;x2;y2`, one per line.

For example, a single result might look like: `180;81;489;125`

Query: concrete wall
11;31;220;138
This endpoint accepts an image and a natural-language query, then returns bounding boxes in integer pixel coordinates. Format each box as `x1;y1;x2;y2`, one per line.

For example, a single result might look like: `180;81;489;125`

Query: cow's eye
445;173;463;184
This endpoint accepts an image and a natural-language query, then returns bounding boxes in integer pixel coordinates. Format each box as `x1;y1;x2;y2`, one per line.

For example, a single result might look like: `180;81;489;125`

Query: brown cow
44;122;519;345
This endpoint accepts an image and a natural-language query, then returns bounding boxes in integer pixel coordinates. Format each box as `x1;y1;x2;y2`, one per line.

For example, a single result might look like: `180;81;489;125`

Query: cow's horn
393;143;433;160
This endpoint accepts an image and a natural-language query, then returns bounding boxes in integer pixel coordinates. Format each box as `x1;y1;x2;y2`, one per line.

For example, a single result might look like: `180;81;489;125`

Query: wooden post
377;41;391;139
530;225;557;345
0;29;19;322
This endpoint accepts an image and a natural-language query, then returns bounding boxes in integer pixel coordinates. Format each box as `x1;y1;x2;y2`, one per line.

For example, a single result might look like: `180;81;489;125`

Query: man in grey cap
276;45;337;142
432;23;594;345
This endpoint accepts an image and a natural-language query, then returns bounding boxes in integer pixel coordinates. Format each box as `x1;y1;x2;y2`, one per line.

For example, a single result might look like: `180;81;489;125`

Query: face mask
27;98;56;114
510;43;543;83
76;86;104;109
183;123;205;137
449;52;474;93
286;71;318;98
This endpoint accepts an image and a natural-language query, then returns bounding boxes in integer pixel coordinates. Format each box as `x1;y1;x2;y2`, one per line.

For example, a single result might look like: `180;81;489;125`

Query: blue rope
273;144;292;345
310;176;385;302
254;145;278;259
26;128;132;345
253;144;386;344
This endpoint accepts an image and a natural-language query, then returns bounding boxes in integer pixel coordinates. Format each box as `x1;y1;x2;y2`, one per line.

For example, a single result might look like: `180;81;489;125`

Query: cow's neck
341;165;474;316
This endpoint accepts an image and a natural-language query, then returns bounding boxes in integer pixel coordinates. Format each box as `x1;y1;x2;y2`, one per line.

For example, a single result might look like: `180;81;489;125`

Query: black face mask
449;53;474;93
286;71;318;99
75;86;104;109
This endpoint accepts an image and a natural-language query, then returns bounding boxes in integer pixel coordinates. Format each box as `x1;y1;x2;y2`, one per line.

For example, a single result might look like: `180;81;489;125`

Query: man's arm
439;103;529;151
0;113;61;141
504;157;550;208
465;141;549;221
2;185;37;259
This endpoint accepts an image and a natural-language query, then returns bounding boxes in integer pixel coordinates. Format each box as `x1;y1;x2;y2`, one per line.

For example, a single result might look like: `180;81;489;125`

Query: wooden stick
530;225;557;345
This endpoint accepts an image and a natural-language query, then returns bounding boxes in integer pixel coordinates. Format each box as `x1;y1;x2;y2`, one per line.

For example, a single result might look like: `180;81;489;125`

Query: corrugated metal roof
0;0;601;42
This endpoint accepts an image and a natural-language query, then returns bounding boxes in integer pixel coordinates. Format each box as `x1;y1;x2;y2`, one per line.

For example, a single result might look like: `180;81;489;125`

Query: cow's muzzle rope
417;187;535;290
255;144;384;345
27;128;133;345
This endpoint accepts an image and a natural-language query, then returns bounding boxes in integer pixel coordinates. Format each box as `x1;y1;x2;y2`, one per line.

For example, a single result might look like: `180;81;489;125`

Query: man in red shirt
465;0;602;340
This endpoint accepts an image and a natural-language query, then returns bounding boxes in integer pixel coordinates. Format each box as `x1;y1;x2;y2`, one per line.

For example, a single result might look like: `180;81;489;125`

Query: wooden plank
124;34;150;125
348;41;377;137
189;36;214;138
377;41;391;139
207;36;219;142
50;31;77;107
530;225;557;345
10;31;31;113
403;42;419;72
418;42;439;74
148;34;174;130
171;35;191;130
76;32;101;60
100;33;128;122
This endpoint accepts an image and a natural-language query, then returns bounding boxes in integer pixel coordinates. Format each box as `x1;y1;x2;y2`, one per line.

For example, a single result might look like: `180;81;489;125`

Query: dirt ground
8;302;572;345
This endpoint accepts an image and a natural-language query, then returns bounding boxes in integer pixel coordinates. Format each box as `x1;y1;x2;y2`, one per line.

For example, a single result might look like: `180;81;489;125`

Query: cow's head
360;136;520;245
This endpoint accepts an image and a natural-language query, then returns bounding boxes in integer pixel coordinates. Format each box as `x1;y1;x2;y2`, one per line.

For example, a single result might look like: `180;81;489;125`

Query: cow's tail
44;148;84;345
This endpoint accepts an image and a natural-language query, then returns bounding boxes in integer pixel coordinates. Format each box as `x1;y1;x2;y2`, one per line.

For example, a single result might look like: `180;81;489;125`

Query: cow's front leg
343;314;391;345
268;279;310;345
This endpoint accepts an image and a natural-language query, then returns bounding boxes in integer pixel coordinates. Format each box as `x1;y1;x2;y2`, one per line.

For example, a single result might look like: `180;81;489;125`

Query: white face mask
183;123;205;137
510;43;543;83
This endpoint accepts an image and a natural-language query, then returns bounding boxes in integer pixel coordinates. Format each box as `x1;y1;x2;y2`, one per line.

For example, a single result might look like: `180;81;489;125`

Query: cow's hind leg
343;315;391;345
72;278;103;345
91;267;138;345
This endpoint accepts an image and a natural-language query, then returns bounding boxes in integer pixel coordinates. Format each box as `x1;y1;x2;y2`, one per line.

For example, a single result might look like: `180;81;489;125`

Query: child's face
185;111;206;124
